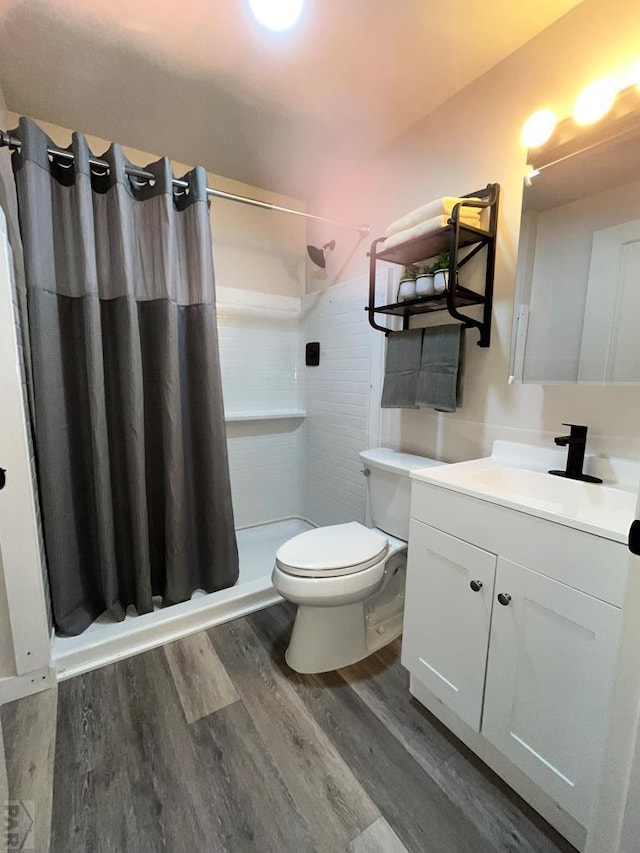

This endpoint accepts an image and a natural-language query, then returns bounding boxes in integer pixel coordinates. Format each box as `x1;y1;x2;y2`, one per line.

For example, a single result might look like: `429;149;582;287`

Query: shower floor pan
52;517;312;681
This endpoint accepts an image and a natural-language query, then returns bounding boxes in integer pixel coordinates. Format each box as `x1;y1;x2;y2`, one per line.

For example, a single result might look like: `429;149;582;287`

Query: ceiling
0;0;583;199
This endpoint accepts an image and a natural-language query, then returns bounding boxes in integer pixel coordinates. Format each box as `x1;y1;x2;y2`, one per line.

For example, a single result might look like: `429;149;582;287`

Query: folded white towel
385;197;483;238
382;213;483;252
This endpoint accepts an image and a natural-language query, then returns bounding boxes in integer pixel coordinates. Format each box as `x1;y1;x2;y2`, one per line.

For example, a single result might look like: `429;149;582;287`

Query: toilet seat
275;522;388;578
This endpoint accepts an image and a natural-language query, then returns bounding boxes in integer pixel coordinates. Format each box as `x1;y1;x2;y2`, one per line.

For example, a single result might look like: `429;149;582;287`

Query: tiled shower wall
217;275;386;530
301;275;385;527
217;289;304;528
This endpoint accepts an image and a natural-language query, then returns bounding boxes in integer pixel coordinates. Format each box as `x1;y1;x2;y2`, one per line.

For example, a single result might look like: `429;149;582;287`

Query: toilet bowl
272;448;443;673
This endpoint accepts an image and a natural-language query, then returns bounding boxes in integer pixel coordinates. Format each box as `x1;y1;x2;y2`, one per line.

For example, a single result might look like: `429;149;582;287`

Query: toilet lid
275;522;389;578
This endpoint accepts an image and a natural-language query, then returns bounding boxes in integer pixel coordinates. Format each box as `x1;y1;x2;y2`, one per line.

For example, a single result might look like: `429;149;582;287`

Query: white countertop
410;441;638;544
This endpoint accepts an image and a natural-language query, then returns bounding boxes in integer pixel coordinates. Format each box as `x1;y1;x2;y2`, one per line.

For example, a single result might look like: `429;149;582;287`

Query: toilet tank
359;448;443;541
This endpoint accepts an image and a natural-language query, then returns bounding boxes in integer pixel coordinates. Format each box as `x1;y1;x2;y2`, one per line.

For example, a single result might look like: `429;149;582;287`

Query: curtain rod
0;129;370;235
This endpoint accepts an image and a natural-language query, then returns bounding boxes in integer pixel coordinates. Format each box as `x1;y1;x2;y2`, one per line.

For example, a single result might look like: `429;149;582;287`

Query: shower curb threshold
53;581;282;682
52;517;313;681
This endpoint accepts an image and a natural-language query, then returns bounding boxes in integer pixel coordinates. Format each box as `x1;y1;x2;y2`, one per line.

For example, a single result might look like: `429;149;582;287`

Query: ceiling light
521;110;557;148
249;0;303;31
573;79;617;125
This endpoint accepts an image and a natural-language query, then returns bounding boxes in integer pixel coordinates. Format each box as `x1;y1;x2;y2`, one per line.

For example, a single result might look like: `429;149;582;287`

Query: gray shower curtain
12;117;239;636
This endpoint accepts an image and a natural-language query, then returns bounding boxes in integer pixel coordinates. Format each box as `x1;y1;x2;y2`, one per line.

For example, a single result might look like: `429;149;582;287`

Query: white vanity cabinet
403;481;627;842
401;521;496;731
484;557;621;827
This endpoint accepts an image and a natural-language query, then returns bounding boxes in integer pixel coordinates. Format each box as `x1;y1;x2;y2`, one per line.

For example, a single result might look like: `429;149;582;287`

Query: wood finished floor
2;602;578;853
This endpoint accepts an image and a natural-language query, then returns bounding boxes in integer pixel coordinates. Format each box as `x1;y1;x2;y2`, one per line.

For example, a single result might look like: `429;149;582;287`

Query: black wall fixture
307;241;335;269
630;519;640;556
306;342;320;366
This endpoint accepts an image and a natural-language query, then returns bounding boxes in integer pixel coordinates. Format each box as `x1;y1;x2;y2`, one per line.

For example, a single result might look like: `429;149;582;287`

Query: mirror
511;86;640;384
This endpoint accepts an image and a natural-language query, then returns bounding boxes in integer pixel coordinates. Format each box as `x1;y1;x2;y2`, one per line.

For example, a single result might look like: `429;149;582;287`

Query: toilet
272;448;443;673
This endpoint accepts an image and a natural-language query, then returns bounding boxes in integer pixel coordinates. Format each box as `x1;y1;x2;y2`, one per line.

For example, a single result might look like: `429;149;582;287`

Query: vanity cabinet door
482;557;622;827
401;520;497;732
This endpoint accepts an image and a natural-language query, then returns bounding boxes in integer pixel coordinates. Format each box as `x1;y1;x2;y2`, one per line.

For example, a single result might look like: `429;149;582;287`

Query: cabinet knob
497;593;512;606
469;580;483;592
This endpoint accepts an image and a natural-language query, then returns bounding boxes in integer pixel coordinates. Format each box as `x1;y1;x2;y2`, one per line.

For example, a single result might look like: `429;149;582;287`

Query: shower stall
0;116;385;688
51;276;386;677
0;207;387;682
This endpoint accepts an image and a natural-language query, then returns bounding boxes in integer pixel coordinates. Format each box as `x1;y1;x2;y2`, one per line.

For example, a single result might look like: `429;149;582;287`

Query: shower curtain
11;117;239;636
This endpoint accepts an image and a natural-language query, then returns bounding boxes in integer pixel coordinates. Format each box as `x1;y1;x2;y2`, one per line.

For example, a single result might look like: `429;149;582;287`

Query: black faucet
549;424;602;484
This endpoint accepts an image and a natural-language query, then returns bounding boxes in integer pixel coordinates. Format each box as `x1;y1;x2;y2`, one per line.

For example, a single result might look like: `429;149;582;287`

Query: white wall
227;422;304;528
216;288;305;527
217;276;385;530
217;290;303;416
308;0;640;464
302;275;384;527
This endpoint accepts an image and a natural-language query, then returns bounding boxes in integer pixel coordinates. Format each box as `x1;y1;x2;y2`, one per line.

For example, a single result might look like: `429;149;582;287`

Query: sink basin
411;444;638;543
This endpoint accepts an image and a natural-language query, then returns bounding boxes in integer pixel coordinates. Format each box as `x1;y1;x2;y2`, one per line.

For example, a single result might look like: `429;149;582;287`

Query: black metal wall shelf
373;286;485;318
366;183;500;347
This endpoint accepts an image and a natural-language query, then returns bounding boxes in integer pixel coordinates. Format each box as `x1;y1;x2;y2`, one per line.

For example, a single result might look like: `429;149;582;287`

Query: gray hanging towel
381;329;423;408
416;324;465;412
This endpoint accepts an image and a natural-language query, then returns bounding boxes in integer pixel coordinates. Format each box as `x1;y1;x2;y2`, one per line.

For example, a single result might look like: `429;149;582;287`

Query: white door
401;520;496;732
482;557;622;827
579;218;640;383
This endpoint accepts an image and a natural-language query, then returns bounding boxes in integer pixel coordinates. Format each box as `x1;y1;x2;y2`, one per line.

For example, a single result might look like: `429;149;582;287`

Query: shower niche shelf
224;410;306;423
366;183;500;347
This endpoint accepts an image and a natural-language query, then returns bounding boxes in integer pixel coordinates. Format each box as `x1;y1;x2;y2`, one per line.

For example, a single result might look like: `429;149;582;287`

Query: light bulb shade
248;0;303;31
521;110;557;148
573;79;617;125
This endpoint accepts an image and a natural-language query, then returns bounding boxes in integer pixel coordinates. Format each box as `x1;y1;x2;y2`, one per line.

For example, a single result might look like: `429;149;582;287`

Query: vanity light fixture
521;109;557;148
248;0;304;31
573;78;617;125
521;63;640;150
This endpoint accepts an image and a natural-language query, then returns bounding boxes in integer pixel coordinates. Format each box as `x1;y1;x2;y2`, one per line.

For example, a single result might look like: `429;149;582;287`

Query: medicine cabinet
510;84;640;385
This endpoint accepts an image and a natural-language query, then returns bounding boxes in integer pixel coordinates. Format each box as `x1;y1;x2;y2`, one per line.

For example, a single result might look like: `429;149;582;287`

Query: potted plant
433;252;451;294
415;263;436;297
397;267;417;302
